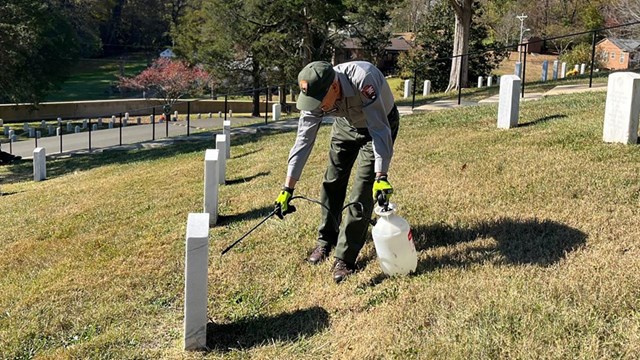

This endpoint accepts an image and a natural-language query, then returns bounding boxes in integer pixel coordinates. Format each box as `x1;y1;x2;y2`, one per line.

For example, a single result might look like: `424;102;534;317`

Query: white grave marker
223;120;231;159
403;79;412;99
215;135;226;185
272;103;281;121
603;72;640;144
183;212;210;351
33;147;46;181
497;75;521;129
423;80;431;96
204;149;219;225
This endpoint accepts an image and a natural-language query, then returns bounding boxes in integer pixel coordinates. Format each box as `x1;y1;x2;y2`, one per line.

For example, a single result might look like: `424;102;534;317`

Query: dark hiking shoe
332;259;354;283
307;245;331;265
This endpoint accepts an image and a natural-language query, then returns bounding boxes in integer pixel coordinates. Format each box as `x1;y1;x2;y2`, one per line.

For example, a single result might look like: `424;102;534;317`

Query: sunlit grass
2;90;640;358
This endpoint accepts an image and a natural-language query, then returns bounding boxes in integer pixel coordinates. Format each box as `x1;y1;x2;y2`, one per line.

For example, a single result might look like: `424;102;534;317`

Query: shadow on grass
206;306;329;352
231;148;263;160
0;139;214;184
411;217;587;273
519;114;567;127
217;205;275;226
226;171;270;186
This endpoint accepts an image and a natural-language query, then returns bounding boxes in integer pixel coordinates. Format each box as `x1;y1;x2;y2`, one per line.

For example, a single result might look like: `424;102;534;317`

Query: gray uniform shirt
286;61;396;180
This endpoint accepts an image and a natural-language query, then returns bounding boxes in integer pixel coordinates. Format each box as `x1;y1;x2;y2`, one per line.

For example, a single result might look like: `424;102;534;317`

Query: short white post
580;63;586;75
223;120;231;159
82;119;87;129
477;76;483;88
28;128;35;138
174;110;179;121
573;64;579;73
603;72;640;144
272;103;282;121
183;212;210;351
229;110;233;118
204;149;219;225
125;112;130;120
560;62;567;78
403;79;412;99
497;75;521;129
423;80;431;96
552;60;559;80
215;135;226;185
33;147;46;181
75;126;80;133
487;76;493;87
92;124;98;131
197;113;202;119
217;111;221;118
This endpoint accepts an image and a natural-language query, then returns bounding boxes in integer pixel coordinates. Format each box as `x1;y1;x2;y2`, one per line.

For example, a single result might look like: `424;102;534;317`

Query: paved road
2;116;272;159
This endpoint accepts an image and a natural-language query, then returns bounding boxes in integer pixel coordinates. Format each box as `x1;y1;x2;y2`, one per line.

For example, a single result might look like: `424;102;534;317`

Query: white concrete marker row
603;72;640;144
33;147;46;181
183;212;210;351
497;75;521;129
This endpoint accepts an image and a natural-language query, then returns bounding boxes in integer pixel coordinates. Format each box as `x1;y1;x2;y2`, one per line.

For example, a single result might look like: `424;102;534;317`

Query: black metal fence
406;20;640;109
0;84;297;158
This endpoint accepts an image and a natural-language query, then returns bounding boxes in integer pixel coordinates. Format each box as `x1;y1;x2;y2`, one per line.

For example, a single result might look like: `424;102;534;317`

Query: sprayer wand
220;195;367;256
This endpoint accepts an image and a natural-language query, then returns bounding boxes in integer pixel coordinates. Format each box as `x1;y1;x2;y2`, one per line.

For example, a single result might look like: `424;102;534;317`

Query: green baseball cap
296;61;336;111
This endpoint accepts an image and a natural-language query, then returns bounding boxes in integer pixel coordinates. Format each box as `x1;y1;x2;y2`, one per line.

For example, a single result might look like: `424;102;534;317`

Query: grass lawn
45;55;150;102
2;90;640;358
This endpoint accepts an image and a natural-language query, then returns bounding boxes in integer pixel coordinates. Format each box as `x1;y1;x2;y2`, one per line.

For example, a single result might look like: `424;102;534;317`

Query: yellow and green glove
274;187;296;219
373;175;393;206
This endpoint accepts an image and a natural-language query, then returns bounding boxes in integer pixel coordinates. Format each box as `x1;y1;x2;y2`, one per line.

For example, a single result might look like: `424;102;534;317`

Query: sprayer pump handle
377;192;389;209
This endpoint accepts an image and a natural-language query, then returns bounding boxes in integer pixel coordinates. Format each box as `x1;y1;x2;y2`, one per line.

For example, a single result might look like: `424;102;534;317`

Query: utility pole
517;13;528;72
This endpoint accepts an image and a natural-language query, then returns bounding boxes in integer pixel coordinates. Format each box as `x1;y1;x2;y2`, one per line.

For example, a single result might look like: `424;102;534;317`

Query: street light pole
517;14;528;73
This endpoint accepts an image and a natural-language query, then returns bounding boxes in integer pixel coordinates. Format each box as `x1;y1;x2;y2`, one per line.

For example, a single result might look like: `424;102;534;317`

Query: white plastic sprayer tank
371;203;417;276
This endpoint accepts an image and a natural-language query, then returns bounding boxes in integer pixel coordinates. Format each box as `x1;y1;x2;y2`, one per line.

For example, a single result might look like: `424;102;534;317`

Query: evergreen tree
0;0;79;103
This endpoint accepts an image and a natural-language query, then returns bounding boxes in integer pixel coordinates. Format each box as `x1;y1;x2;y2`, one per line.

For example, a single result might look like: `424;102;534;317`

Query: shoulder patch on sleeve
361;84;377;100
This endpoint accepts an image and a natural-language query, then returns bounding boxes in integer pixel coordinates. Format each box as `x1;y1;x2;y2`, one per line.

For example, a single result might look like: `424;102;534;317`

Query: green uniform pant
317;106;399;266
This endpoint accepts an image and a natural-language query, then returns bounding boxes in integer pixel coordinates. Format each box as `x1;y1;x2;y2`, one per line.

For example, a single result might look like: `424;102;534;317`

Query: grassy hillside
2;91;640;358
45;55;149;102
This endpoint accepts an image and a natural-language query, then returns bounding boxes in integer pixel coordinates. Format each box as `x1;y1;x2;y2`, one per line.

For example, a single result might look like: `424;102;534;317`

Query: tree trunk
445;0;472;92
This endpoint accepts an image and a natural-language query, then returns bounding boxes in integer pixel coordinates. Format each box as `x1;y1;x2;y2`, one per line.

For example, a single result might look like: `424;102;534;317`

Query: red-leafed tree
119;57;211;119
